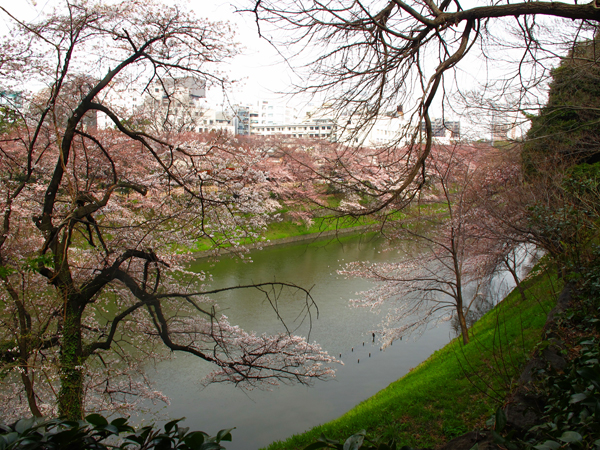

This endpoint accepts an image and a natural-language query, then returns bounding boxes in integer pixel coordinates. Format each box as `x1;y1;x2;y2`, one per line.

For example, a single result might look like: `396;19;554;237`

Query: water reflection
145;234;454;450
449;244;540;338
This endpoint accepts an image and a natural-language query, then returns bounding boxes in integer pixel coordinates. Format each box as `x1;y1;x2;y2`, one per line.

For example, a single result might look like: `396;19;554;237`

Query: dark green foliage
0;105;21;134
0;415;233;450
527;203;587;272
527;335;600;449
565;163;600;195
526;163;600;277
441;423;468;440
580;247;600;300
493;334;600;449
488;409;519;450
493;282;600;450
523;38;600;172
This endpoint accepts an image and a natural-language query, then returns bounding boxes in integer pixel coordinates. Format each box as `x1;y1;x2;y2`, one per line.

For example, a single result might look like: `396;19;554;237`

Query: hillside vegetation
265;267;561;449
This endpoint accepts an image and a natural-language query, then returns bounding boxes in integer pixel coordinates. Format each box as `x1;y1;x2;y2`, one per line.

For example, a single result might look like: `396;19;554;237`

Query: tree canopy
0;0;337;421
250;0;600;213
524;35;600;171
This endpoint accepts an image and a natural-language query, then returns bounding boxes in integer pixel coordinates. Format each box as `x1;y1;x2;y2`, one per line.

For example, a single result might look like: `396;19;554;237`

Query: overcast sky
1;0;563;139
0;0;302;107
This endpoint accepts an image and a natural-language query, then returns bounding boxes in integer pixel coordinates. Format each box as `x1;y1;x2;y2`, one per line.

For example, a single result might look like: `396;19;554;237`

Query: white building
96;77;207;132
140;77;208;133
248;99;333;139
339;113;406;147
251;99;298;126
197;109;236;135
147;77;206;105
96;85;144;129
247;102;407;147
251;118;335;140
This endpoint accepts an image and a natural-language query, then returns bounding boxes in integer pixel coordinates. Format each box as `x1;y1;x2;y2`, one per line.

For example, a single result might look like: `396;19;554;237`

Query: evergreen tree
524;34;600;171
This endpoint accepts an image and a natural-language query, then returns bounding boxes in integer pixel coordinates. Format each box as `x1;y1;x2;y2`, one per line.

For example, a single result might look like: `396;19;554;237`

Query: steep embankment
264;268;560;450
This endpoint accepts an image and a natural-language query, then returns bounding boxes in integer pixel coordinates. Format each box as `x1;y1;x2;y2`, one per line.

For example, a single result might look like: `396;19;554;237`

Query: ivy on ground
494;291;600;450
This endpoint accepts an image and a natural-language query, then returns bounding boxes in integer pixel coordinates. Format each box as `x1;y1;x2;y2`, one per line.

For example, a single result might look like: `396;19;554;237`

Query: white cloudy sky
0;0;301;107
2;0;571;138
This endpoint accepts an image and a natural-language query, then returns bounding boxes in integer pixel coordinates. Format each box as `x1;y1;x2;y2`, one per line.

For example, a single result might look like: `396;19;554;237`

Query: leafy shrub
492;311;600;449
0;415;233;450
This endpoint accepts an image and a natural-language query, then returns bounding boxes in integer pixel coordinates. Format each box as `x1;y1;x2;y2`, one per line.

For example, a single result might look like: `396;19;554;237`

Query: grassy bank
190;196;440;253
264;268;561;450
262;214;370;242
192;212;377;253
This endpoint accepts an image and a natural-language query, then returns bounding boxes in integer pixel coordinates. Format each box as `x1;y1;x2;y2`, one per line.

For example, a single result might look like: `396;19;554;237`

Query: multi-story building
419;118;461;143
197;109;236;135
248;103;407;147
147;77;206;105
142;77;207;133
251;118;336;140
252;99;298;126
338;110;406;147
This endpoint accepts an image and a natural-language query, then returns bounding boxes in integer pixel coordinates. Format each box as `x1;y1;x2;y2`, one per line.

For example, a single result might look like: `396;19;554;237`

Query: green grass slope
265;270;560;450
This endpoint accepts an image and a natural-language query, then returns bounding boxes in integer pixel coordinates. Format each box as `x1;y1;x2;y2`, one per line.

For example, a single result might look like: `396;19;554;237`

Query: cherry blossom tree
251;135;418;223
469;136;600;280
340;145;501;346
0;1;337;421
